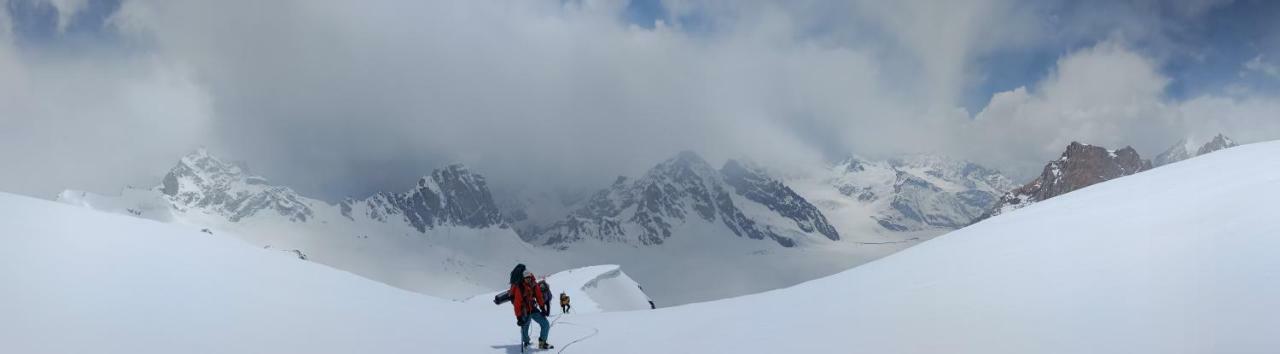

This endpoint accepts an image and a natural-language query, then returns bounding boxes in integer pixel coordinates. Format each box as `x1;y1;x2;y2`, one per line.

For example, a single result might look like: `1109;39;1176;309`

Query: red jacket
510;277;546;318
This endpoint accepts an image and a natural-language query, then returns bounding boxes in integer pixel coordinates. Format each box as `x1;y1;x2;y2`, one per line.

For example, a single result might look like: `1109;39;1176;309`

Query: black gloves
517;316;528;327
541;307;550;317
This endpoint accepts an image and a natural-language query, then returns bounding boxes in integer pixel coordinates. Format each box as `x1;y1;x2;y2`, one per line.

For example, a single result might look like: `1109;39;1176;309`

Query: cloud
2;0;1278;200
1177;94;1280;144
1243;55;1280;79
0;4;212;198
46;0;87;31
970;41;1280;179
969;42;1177;176
109;0;983;198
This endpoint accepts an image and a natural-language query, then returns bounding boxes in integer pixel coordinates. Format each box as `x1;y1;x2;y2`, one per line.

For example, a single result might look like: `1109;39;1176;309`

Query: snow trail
553;320;599;354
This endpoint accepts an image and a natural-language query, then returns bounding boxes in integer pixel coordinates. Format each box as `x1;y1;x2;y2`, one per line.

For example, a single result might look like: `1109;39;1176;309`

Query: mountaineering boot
538;340;554;350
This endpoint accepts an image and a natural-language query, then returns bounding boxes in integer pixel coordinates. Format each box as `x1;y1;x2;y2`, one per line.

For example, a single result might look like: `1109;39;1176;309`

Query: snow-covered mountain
529;151;839;248
59;149;534;299
981;142;1150;220
832;154;1014;230
336;163;506;231
783;154;1014;247
11;140;1280;354
1154;133;1239;167
157;148;316;222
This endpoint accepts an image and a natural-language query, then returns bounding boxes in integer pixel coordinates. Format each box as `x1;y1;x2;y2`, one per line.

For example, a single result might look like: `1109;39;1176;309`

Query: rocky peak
629;151;722;229
1153;138;1193;167
344;164;506;232
535;151;836;248
643;151;720;187
837;155;869;173
1154;133;1238;167
160;149;313;222
162;148;243;196
981;142;1150;220
1196;134;1237;156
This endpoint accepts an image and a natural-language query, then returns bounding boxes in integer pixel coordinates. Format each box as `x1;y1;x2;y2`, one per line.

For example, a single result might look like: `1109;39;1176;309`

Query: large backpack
509;263;526;285
539;281;552;307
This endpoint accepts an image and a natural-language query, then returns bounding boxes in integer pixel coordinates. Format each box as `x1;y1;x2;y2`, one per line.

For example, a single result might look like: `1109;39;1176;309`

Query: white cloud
969;42;1173;174
104;0;976;197
47;0;88;32
970;41;1280;179
0;41;212;198
2;0;1278;198
1176;94;1280;144
1243;55;1280;79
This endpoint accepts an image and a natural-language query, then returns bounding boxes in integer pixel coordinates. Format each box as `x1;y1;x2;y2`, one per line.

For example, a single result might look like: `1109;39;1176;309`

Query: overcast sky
2;0;1279;201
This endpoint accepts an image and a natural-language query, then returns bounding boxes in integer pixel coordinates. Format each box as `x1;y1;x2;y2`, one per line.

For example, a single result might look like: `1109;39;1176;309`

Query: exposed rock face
1196;134;1237;156
1154;134;1238;167
1153;139;1193;167
161;149;314;222
721;160;839;241
829;155;1014;231
532;152;838;248
341;165;506;231
981;142;1150;220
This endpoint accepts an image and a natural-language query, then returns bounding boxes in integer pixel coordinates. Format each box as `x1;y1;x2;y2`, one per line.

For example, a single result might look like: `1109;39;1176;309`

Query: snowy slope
0;191;499;353
6;139;1280;353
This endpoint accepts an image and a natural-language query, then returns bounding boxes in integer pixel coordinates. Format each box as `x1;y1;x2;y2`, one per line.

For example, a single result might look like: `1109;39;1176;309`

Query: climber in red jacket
507;264;553;350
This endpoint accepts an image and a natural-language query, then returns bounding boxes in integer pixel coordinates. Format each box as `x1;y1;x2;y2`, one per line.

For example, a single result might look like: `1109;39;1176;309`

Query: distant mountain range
60;136;1244;304
59;148;532;299
57;147;1021;304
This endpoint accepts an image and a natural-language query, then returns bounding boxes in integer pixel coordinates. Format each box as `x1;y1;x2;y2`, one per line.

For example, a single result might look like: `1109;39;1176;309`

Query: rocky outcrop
980;142;1150;220
1196;134;1237;156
